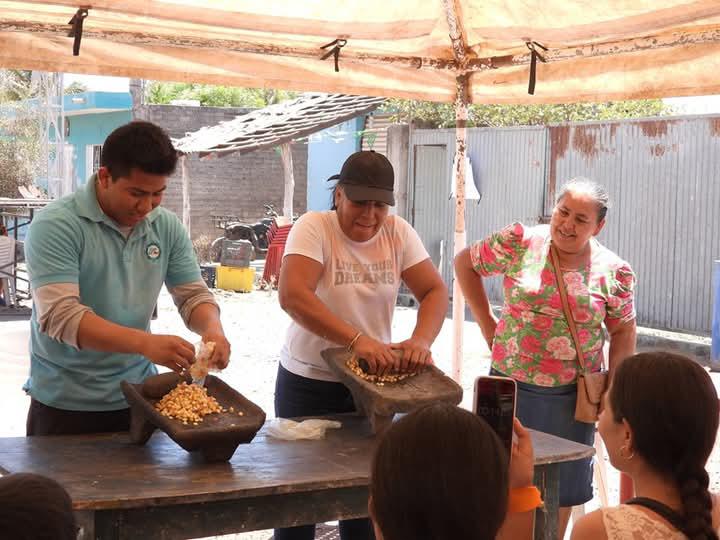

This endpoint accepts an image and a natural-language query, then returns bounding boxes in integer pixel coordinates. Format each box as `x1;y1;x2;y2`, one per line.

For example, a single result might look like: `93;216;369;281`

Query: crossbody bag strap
625;497;688;535
548;243;586;372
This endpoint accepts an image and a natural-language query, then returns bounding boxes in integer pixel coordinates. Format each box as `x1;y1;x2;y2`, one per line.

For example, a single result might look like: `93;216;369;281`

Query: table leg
75;510;96;540
534;464;559;540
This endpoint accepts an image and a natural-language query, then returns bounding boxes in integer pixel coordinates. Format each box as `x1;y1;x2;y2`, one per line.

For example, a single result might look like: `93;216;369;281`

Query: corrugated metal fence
407;115;720;335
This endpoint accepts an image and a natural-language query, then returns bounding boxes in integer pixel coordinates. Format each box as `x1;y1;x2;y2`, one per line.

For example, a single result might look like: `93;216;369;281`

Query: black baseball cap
328;150;395;206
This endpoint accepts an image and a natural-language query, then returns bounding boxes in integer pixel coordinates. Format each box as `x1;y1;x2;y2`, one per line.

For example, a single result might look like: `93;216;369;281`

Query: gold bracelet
347;331;363;352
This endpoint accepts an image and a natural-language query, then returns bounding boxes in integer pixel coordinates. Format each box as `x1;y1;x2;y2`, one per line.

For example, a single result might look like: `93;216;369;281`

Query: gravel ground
2;286;720;539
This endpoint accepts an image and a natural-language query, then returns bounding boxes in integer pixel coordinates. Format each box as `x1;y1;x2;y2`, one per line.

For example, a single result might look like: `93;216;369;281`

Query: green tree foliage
0;105;43;198
0;69;42;197
145;82;298;107
64;81;88;95
382;98;673;128
0;70;33;102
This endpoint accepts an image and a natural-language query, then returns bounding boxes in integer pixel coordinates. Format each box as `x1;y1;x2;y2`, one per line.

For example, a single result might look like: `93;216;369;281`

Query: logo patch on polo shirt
146;243;161;260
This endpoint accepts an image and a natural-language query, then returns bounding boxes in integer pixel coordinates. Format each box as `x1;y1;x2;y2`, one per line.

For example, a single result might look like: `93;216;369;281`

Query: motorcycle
210;204;280;263
252;204;279;252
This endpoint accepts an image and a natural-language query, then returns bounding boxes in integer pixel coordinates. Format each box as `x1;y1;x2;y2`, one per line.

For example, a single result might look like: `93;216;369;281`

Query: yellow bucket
216;265;255;292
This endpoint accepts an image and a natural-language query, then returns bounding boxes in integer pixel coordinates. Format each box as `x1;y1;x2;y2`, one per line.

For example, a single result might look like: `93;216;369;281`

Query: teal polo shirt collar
76;174;161;237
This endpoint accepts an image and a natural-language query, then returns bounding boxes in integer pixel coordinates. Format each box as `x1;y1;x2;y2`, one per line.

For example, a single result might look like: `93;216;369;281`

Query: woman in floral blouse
455;178;637;539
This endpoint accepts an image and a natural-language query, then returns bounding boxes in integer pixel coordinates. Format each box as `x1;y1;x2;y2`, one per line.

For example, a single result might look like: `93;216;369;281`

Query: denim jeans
490;368;594;506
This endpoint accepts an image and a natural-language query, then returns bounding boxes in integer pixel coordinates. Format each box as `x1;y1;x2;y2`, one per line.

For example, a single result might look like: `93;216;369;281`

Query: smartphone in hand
473;375;517;456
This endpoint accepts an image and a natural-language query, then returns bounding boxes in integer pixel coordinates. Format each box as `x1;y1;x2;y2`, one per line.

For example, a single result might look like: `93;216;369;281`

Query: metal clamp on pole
526;41;548;95
320;39;348;72
67;8;90;56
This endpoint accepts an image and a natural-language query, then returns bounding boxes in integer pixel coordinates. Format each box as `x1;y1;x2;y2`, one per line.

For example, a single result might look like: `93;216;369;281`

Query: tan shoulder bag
549;244;608;424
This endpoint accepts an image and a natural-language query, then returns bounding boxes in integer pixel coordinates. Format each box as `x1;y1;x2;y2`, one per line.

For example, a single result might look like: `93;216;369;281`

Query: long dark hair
370;403;509;540
330;183;339;210
0;473;77;539
610;352;719;540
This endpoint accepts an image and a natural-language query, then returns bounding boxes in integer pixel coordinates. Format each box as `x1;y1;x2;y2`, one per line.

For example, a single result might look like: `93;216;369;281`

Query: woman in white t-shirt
571;352;720;540
274;150;448;540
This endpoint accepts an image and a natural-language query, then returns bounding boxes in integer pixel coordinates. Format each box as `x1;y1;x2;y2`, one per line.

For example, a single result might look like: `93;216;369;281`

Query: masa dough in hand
190;341;216;380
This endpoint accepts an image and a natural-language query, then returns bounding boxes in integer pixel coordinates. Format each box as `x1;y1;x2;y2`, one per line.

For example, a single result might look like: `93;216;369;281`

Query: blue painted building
28;91;370;211
306;117;364;211
63;91;132;187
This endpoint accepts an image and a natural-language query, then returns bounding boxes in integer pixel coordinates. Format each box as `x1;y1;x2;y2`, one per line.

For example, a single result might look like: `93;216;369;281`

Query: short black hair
101;121;178;180
0;473;77;540
370;403;509;540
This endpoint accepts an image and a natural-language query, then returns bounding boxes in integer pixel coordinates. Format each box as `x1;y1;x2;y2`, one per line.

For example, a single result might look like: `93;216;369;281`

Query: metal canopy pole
451;74;469;383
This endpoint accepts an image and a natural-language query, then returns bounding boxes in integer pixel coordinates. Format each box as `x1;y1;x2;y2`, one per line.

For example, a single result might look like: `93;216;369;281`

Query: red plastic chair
262;223;293;288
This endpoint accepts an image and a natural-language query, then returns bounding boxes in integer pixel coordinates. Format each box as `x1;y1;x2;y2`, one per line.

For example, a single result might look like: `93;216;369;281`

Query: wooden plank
0;416;376;510
0;415;593;511
93;486;369;540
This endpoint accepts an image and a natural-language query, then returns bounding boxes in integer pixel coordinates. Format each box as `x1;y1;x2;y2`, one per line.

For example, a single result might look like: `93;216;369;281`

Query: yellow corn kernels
346;356;419;386
154;382;223;424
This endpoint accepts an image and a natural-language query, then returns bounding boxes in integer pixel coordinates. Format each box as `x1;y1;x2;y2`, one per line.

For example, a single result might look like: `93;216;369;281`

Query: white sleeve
283;212;326;265
396;217;430;271
33;283;94;349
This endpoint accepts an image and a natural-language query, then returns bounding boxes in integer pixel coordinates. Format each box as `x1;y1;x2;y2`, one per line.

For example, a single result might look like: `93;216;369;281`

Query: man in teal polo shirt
23;121;231;435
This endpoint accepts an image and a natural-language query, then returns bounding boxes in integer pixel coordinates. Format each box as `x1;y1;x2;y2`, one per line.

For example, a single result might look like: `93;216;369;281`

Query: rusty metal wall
408;115;720;334
463;127;547;302
409;127;546;302
548;116;720;334
408;131;453;283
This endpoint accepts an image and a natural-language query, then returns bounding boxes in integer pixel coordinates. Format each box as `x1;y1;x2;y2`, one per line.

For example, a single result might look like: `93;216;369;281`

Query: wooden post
451;74;469;383
442;0;472;384
180;155;191;236
279;143;295;219
441;0;469;67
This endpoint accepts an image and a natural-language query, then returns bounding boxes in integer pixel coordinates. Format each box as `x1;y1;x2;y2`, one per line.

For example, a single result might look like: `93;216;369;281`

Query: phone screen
473;376;517;456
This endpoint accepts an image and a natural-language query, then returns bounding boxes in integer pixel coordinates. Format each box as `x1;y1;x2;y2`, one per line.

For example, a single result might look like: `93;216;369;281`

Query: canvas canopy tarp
1;1;720;104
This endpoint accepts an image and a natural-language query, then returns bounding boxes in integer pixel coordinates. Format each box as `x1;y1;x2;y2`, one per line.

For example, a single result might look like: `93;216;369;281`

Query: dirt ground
2;286;720;539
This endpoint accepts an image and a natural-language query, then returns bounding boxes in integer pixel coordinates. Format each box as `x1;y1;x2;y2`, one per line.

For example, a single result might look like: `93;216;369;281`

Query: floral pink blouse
470;222;636;387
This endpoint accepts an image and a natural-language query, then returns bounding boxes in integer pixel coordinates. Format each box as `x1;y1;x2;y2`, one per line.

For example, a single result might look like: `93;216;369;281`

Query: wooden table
0;415;593;540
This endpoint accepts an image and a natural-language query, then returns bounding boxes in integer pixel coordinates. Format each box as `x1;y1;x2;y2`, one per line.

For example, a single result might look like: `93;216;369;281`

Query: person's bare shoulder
711;493;720;530
571;509;609;540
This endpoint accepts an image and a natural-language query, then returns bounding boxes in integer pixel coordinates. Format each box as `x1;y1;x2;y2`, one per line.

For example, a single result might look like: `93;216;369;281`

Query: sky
62;73;720;115
63;73;129;93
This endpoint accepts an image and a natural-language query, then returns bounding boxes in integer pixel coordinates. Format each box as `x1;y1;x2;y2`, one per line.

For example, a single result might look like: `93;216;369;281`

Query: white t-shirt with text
281;211;429;381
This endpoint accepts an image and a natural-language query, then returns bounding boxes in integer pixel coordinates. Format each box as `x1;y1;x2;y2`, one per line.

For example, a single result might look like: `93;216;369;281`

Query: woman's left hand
390;336;434;372
509;418;535;488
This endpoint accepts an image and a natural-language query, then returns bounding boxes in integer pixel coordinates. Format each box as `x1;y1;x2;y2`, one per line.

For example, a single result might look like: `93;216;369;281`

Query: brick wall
134;104;308;240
